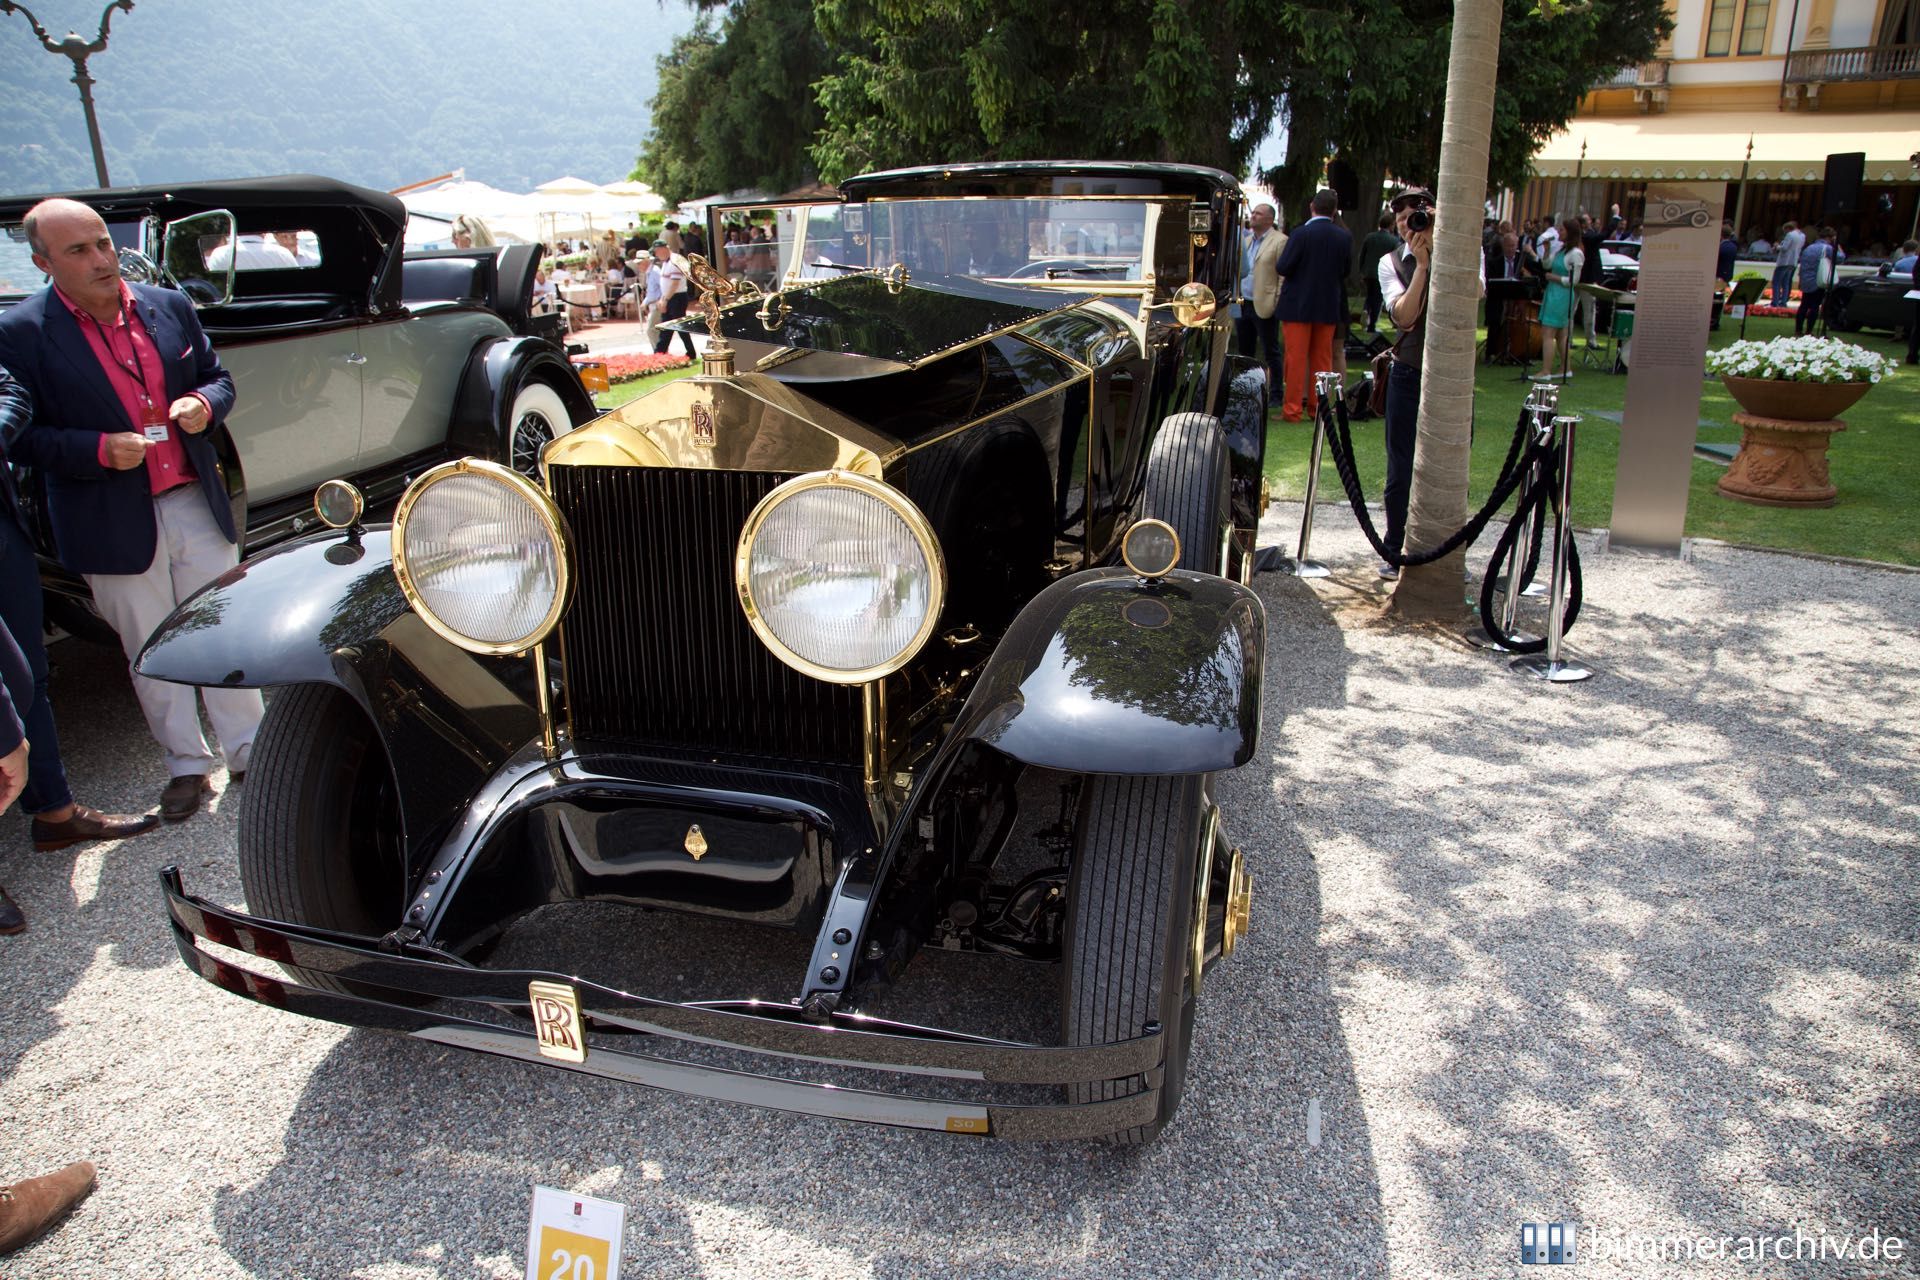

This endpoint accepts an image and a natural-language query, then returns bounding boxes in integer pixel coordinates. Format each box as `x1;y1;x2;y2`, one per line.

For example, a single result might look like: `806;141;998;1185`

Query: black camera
1407;207;1433;233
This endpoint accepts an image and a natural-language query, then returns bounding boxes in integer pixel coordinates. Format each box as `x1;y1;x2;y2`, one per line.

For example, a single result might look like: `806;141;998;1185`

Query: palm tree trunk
1386;0;1504;618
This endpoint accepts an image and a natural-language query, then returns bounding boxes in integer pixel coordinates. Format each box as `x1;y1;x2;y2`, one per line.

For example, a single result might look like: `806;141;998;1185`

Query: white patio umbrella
535;176;604;195
398;179;541;246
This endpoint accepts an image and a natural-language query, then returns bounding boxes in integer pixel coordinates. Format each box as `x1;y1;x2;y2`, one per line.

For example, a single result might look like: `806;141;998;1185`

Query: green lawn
591;365;698;412
1265;314;1920;566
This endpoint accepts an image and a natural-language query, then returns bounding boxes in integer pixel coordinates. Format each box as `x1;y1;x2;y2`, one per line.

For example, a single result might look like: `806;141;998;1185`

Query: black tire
240;684;406;990
507;380;573;478
1142;412;1230;575
1061;773;1206;1145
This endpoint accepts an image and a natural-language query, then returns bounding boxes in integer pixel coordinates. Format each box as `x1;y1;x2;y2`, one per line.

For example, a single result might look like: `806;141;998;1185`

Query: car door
353;305;510;469
213;328;364;506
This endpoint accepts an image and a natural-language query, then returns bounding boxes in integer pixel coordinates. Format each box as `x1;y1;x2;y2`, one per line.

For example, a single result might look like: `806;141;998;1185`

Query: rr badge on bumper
529;981;586;1063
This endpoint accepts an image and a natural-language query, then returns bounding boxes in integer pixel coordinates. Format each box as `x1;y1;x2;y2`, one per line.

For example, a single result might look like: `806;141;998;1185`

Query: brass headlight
392;459;570;655
736;470;945;684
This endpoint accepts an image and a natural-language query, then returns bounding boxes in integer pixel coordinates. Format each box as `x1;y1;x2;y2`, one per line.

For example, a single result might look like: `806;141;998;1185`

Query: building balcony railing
1784;42;1920;84
1594;59;1670;89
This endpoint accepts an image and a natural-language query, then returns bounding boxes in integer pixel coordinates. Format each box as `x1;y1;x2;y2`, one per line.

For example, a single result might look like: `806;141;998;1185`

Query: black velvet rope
1313;384;1584;650
1476;441;1584;653
1319;389;1533;567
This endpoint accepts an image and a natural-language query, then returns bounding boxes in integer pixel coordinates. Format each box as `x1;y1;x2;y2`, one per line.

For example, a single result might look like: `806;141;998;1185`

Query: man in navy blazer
1273;189;1354;421
0;364;157;854
0;198;261;821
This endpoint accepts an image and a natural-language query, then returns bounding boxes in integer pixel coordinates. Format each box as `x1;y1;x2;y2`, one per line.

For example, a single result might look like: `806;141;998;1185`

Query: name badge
140;403;169;444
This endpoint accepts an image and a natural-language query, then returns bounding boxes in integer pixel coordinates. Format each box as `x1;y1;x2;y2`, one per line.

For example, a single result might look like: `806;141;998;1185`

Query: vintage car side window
1150;202;1194;289
204;230;323;272
798;205;855;279
716;205;798;289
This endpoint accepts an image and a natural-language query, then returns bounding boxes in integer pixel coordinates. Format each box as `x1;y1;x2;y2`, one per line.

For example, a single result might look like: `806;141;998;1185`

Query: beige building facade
1522;0;1920;254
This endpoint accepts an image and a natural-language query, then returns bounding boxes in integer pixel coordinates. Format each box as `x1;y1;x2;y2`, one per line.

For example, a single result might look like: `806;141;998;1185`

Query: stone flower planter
1719;374;1872;421
1715;376;1875;509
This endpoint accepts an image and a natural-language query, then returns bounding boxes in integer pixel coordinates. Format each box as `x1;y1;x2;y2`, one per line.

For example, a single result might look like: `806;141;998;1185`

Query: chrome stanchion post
1512;413;1596;683
1467;389;1551;650
1279;371;1335;579
1517;403;1553;598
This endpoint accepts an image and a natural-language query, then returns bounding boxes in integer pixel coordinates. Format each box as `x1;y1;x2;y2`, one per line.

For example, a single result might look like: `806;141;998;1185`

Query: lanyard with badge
91;303;169;443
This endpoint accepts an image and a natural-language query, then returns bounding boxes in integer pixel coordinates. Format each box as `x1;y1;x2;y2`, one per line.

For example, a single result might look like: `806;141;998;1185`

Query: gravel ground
2;503;1915;1279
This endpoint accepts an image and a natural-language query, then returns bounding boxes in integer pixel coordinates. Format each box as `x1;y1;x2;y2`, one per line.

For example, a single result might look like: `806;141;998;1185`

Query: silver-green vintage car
0;175;598;636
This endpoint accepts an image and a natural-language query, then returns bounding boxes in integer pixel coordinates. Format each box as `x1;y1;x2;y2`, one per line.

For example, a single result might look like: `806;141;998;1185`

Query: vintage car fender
953;566;1265;775
135;528;539;855
445;334;598;460
1218;356;1269;532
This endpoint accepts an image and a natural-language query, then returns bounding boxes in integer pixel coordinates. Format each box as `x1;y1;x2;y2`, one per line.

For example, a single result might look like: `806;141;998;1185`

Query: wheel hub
1223;846;1251;956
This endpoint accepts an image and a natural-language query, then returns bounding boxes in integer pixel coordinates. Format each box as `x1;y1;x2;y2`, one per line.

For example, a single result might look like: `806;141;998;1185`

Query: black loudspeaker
1824;152;1865;215
1327;158;1360;213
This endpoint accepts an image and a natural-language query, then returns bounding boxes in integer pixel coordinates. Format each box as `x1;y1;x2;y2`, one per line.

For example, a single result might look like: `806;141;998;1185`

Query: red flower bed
575;352;694;383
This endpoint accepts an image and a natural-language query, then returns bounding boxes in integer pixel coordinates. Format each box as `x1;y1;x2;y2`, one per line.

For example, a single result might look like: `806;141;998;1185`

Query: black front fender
447;335;597;459
135;528;540;859
959;567;1266;775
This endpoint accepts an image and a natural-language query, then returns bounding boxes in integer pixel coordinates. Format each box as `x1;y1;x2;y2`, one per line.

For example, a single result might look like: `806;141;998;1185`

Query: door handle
345;352;367;365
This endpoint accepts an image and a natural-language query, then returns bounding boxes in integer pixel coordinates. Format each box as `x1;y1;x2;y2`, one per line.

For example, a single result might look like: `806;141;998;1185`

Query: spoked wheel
1061;773;1208;1145
239;684;409;995
507;381;572;478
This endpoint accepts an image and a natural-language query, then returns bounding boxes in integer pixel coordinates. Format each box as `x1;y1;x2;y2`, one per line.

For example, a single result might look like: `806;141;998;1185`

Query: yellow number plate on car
528;981;587;1063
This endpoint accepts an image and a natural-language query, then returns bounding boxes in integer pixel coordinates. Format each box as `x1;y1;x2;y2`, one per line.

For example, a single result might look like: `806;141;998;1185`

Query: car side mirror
163;209;237;309
1140;282;1217;328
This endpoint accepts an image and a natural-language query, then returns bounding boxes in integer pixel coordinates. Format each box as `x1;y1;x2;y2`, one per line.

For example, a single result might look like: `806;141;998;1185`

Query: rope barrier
1309;375;1585;650
1318;383;1532;567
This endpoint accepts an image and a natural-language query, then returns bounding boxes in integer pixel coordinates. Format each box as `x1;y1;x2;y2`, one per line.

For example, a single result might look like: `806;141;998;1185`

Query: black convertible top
0;174;407;311
841;160;1240;203
0;174;404;229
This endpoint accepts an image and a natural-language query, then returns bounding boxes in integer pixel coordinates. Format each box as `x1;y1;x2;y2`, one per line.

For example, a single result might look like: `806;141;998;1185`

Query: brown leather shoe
0;887;23;936
30;805;161;852
0;1161;95;1255
160;774;212;822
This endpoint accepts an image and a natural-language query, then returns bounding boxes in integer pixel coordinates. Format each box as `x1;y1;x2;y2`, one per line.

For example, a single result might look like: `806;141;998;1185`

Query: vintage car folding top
142;161;1271;1144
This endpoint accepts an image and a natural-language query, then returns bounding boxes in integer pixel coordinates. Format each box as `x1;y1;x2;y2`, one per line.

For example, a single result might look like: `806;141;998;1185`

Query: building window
1705;0;1770;54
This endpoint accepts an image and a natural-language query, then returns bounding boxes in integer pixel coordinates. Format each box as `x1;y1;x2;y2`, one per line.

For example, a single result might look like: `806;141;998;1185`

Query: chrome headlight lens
392;459;570;655
736;470;945;683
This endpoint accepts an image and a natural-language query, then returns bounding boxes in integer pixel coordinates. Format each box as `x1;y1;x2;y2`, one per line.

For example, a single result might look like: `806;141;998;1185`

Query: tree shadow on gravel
201;570;1390;1280
1274;547;1920;1276
0;635;215;1097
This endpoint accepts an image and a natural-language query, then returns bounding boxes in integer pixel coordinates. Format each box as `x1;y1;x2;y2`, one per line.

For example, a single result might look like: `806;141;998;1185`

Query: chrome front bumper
161;867;1163;1140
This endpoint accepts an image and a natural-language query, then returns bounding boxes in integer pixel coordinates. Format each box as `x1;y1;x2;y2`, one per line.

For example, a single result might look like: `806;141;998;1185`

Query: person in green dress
1533;217;1583;381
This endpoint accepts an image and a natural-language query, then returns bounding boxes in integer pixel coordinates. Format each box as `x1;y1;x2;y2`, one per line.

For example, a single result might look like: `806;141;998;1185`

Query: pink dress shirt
55;281;204;494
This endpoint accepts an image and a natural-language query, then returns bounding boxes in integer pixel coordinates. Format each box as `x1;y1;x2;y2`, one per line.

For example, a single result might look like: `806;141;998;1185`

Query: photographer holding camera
1374;185;1483;579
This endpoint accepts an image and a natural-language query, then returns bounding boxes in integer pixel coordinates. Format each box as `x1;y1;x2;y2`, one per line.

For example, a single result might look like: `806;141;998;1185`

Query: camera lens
1408;208;1433;232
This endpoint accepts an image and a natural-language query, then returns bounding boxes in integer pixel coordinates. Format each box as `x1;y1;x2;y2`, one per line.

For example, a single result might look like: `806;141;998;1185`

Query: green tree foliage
635;0;832;206
809;0;1286;182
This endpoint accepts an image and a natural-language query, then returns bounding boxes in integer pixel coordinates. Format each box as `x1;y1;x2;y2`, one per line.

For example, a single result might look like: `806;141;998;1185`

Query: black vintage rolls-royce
142;161;1271;1144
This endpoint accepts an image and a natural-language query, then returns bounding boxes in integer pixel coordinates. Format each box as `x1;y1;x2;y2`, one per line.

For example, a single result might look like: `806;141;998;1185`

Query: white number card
525;1185;625;1280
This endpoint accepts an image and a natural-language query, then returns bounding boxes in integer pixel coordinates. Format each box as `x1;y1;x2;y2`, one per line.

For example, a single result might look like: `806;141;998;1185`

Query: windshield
864;198;1158;283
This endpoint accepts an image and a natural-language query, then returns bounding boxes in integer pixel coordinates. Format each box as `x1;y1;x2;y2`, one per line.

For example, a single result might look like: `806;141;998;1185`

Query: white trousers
85;486;263;779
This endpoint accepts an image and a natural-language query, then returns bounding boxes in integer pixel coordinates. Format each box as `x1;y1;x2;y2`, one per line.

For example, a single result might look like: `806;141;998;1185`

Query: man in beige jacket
1234;203;1285;391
